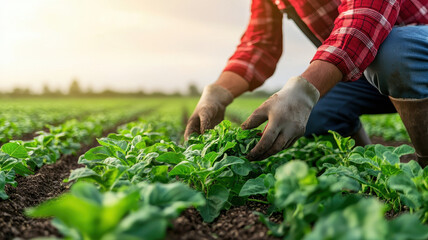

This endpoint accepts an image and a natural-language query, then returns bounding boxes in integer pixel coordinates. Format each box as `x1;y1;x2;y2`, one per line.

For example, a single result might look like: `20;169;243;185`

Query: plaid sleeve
223;0;283;90
312;0;402;81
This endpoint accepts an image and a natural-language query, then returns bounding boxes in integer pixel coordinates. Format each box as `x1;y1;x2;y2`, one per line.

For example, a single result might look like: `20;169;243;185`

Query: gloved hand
184;84;234;140
241;76;320;161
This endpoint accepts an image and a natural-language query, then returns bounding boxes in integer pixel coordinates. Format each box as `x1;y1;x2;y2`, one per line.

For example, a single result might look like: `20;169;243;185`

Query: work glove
184;84;234;140
241;76;320;161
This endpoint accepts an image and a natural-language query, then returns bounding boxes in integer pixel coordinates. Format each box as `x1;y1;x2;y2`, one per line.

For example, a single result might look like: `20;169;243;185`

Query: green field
0;97;424;240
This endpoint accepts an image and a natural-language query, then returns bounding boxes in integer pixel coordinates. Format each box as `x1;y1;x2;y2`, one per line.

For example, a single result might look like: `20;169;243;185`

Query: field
1;97;427;240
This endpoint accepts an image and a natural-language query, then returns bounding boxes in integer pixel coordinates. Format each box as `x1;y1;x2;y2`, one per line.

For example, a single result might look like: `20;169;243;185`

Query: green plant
27;182;204;240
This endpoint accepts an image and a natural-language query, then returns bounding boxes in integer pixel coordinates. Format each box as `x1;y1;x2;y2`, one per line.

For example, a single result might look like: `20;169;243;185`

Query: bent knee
305;107;360;137
365;26;428;99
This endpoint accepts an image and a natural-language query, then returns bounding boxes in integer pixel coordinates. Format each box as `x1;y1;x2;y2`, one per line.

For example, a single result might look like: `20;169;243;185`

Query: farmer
184;0;428;166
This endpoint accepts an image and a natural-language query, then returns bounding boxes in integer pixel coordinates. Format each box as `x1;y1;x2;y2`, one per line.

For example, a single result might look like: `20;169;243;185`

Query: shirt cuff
223;61;264;91
312;45;363;82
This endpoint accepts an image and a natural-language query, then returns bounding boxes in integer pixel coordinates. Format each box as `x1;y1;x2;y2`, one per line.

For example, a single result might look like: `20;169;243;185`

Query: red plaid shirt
223;0;428;90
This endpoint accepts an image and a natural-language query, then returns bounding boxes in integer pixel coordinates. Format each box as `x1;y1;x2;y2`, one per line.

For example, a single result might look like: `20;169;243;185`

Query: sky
0;0;316;94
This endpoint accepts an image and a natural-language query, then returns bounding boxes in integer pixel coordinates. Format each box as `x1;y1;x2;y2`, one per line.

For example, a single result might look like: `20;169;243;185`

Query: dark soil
166;200;281;240
385;206;409;220
17;127;50;141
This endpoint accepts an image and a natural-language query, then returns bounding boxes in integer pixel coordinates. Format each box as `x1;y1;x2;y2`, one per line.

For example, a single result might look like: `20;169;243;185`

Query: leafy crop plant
28;119;428;239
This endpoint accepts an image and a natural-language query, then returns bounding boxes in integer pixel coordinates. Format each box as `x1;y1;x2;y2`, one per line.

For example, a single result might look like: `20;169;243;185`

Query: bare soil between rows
0;109;155;240
166;201;282;240
0;136;414;240
0;144;92;239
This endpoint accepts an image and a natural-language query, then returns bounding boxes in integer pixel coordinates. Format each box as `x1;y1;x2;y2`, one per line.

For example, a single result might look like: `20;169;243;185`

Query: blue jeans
305;25;428;137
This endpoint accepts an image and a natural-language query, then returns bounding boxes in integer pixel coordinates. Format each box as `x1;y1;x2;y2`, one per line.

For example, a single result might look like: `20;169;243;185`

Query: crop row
25;116;428;240
0;98;158;143
0;104;155;200
0;97;408;144
360;114;409;141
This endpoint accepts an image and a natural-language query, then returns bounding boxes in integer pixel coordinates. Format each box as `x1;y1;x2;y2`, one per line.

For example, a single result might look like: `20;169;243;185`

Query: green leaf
375;144;390;159
130;127;140;137
82;146;112;161
239;177;268;197
216;169;234;178
156;152;184;165
320;194;362;217
112;205;168;240
130;135;142;147
1;142;28;159
197;184;229;222
11;162;33;176
388;173;422;209
168;161;196;177
380;164;401;177
100;168;126;191
97;138;128;154
204;152;219;165
67;168;100;183
304;198;388;240
401;160;422;178
383;151;400;165
201;139;218;157
67;167;124;191
328;175;361;192
27;193;99;237
0;158;18;171
128;161;151;177
392;144;415;157
348;155;378;167
141;182;205;218
254;212;285;237
324;165;368;185
149;165;170;183
71;181;104;205
0;171;9;200
275;160;308;181
211;156;244;172
135;141;146;150
27;182;140;240
387;214;428;240
231;161;252;176
219;141;236;154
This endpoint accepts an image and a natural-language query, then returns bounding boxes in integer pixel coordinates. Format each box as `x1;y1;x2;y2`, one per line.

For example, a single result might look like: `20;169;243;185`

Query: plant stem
248;198;269;205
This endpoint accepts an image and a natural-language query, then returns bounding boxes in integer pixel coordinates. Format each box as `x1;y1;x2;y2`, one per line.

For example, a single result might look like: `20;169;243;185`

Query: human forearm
214;71;250;98
301;60;342;97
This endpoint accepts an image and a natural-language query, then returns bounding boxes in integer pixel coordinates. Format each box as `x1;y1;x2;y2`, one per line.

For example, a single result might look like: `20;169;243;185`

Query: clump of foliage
27;181;204;240
361;114;409;141
28;119;428;239
0;106;150;200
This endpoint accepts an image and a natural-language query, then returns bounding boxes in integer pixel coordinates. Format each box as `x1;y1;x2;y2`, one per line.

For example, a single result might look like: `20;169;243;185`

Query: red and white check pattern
223;0;428;90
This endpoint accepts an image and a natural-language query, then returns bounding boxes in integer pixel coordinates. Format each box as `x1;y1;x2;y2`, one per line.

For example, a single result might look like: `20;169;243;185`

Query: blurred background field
0;96;408;144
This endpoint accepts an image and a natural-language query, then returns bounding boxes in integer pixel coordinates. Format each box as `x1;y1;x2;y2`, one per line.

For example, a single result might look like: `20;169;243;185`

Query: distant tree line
1;79;274;98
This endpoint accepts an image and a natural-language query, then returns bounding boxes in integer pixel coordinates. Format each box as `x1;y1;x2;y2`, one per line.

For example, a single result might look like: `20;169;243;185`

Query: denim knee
364;26;428;99
305;109;361;137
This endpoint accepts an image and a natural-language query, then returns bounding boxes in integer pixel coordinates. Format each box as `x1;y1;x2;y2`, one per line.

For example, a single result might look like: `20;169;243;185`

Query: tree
12;87;31;97
42;83;52;96
68;78;82;96
188;83;199;96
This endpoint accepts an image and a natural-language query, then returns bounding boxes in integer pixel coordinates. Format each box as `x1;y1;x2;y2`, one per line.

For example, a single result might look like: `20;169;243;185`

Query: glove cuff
201;84;234;106
280;76;320;107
